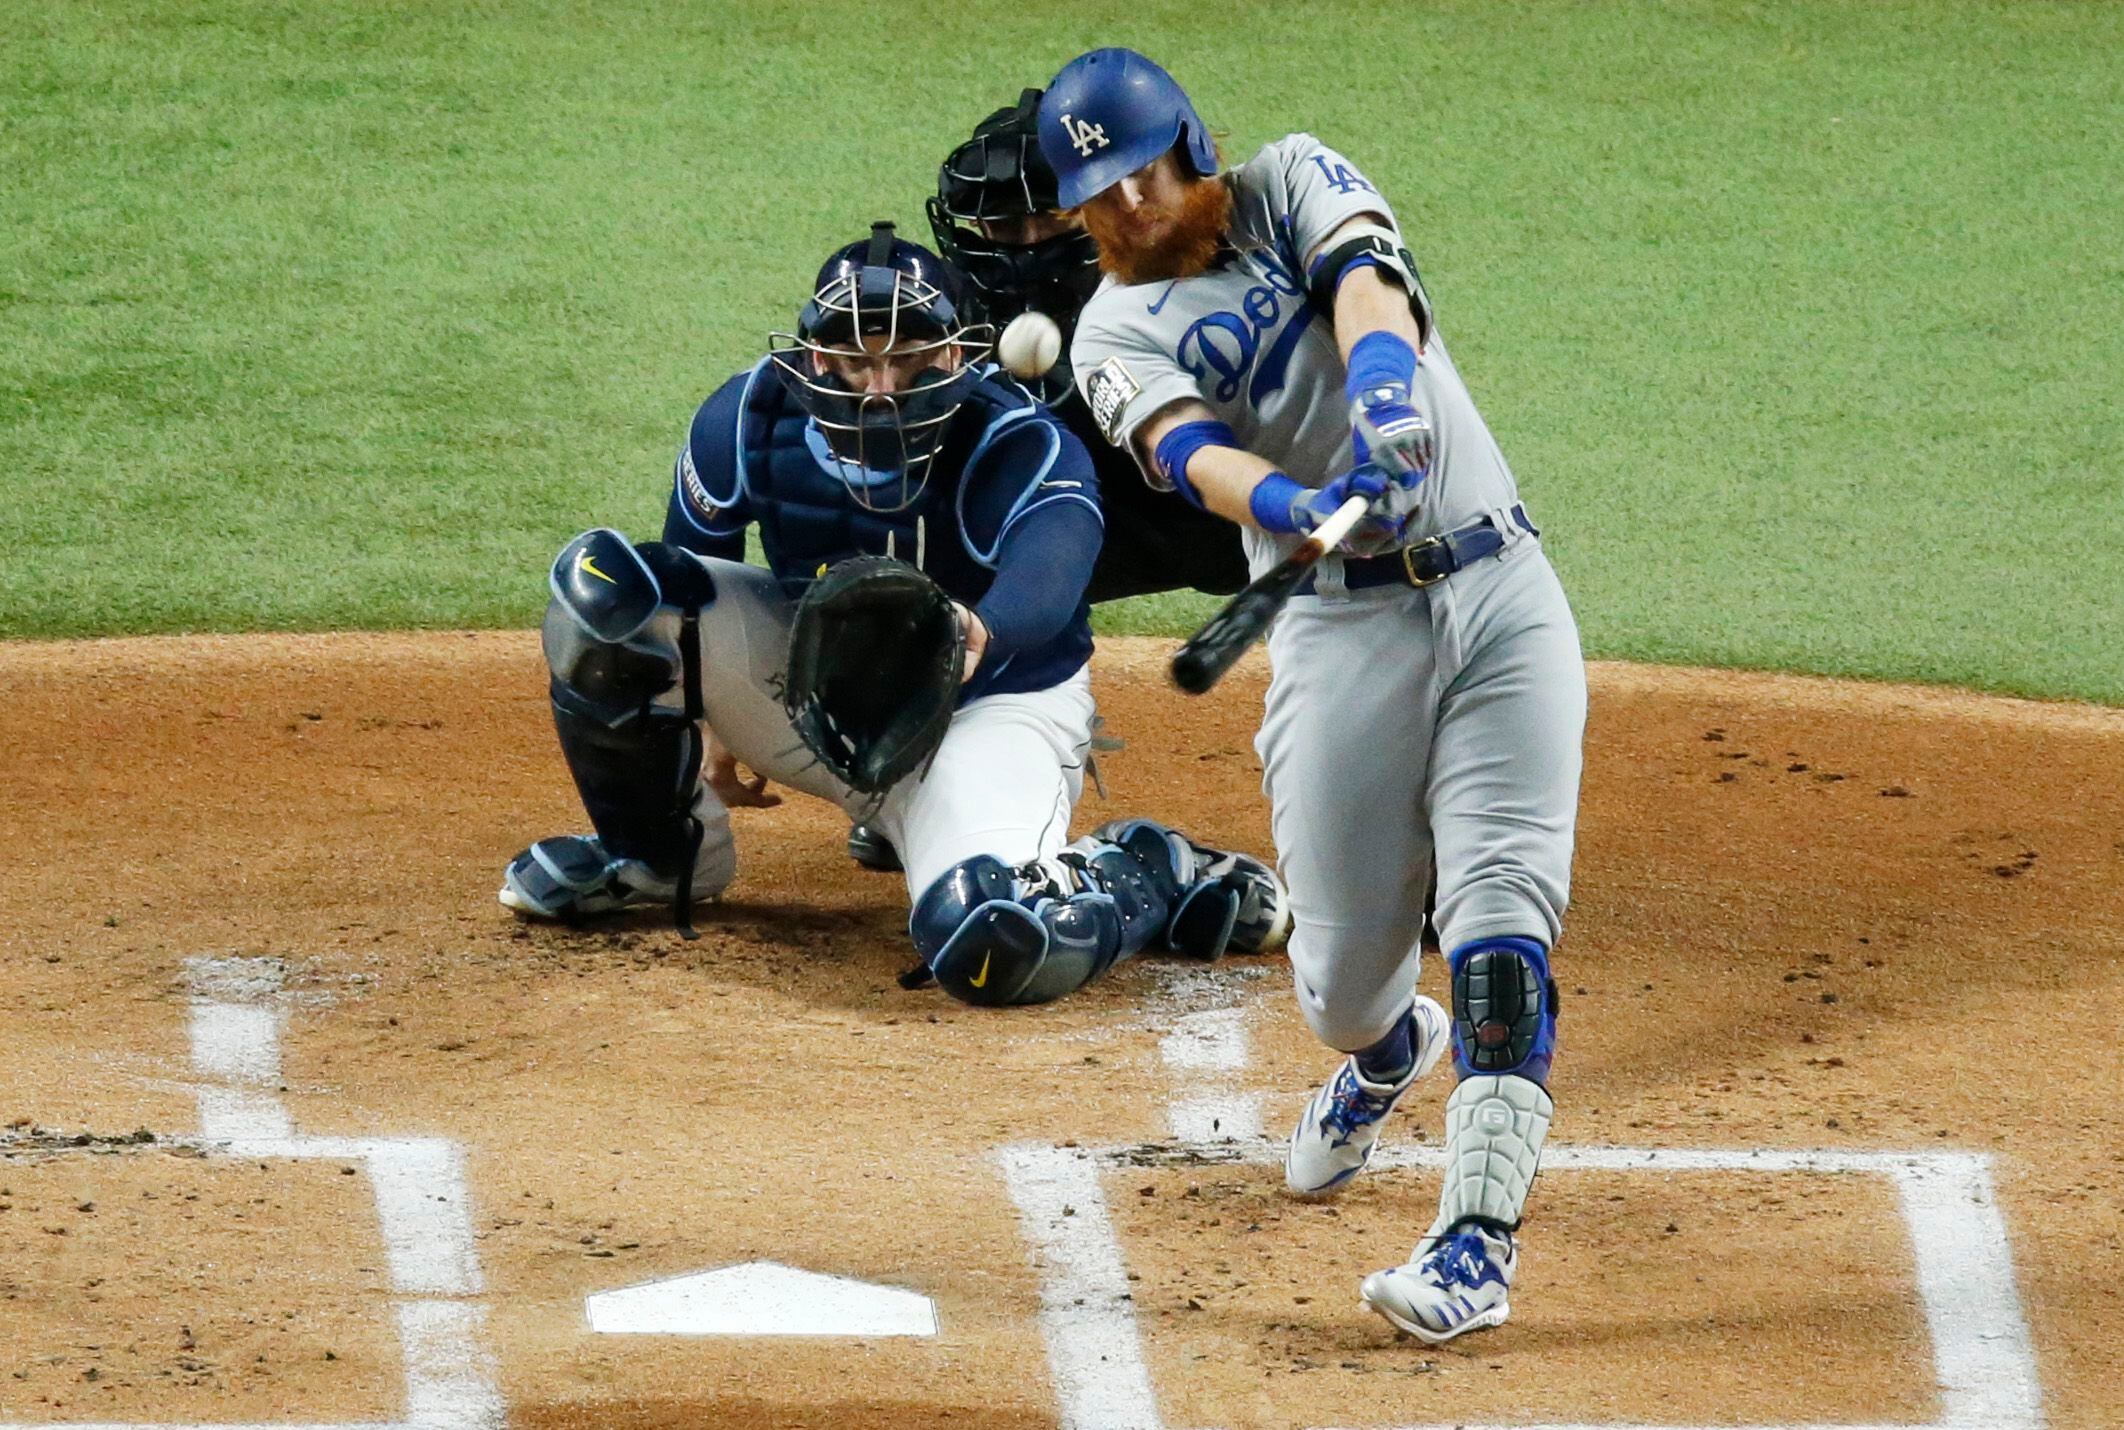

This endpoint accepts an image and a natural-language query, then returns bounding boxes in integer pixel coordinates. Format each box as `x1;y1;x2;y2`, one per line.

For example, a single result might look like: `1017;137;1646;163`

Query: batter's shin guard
1434;937;1559;1235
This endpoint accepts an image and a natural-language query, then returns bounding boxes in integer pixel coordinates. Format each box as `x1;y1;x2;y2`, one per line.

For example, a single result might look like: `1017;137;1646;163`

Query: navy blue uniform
663;359;1101;702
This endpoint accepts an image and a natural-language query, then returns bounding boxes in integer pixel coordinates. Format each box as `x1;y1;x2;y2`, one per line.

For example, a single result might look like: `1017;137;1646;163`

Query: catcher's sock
1353;1009;1417;1084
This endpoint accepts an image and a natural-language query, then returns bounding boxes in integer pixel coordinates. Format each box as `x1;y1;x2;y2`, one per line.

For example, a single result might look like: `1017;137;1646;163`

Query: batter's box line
994;1137;2044;1430
0;958;503;1430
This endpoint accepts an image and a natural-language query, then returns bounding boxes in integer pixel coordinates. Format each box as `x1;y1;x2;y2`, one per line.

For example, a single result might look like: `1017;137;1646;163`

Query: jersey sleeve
1260;133;1402;266
972;498;1102;662
956;398;1103;567
660;368;756;558
1068;295;1205;482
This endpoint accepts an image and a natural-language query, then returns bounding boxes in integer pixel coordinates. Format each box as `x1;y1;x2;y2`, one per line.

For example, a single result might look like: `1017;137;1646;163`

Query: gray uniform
1070;134;1586;1077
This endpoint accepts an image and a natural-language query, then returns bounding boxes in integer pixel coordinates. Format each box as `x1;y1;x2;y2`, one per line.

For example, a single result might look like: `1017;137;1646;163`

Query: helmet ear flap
1179;118;1219;181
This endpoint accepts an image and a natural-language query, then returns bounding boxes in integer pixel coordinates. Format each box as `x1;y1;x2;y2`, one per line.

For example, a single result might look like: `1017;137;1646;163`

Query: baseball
997;310;1064;380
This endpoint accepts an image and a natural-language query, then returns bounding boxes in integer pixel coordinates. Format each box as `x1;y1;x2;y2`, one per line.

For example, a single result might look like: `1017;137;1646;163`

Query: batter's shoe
1284;996;1450;1196
499;836;674;919
1360;1221;1517;1344
846;823;902;873
1091;819;1292;958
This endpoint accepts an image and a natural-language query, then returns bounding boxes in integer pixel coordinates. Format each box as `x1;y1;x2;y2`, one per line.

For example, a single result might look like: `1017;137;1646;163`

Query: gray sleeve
1068;299;1205;487
1262;133;1402;267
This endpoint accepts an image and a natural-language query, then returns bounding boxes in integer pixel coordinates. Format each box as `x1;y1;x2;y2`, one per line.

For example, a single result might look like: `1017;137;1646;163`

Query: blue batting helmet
1037;49;1217;209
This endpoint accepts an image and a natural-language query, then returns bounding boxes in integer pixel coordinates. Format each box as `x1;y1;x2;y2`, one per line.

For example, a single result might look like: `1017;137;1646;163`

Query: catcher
498;223;1290;1006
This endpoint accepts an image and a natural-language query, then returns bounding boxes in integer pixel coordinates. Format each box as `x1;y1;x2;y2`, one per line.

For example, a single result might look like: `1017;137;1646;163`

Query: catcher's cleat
499;836;675;920
1360;1221;1517;1344
1285;996;1450;1196
846;823;903;873
1090;820;1291;959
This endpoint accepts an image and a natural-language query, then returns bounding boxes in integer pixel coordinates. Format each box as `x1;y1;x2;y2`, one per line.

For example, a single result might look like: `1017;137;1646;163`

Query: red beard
1082;177;1234;286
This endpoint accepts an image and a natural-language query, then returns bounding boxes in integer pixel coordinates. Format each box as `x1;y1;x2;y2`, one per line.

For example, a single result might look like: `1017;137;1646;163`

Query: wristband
1151;419;1239;510
1248;471;1309;535
1345;330;1418;405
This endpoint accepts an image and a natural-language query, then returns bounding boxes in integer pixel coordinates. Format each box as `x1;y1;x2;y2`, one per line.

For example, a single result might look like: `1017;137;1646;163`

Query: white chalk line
0;957;503;1429
996;1137;2046;1430
1160;1005;1263;1142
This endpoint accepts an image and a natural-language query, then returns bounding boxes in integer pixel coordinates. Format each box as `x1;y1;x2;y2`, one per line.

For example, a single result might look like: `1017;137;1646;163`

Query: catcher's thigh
875;667;1096;897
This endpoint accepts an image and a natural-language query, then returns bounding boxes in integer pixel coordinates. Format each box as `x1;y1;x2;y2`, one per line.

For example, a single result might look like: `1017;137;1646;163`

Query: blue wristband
1151;420;1238;510
1345;330;1418;405
1248;471;1309;535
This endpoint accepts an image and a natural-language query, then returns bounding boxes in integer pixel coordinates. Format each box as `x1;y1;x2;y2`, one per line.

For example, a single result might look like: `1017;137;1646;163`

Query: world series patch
679;446;719;521
1084;357;1141;443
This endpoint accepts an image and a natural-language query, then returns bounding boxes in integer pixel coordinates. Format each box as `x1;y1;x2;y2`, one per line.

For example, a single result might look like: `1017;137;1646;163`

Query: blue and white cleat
500;835;673;920
1284;996;1450;1196
1361;1222;1517;1343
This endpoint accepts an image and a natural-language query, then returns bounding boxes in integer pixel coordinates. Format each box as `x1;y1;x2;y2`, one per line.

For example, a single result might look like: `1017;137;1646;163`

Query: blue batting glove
1350;383;1434;480
1280;464;1409;556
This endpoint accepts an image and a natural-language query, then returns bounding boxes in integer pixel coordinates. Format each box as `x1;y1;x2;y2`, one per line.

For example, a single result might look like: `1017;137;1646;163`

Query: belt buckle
1400;537;1447;588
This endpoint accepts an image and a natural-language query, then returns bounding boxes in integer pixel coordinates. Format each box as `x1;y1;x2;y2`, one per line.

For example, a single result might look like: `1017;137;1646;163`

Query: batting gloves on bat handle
1251;464;1411;557
1346;331;1433;479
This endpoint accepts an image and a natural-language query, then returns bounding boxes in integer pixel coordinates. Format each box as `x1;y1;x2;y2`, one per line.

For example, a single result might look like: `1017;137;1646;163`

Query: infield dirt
2;632;2119;1428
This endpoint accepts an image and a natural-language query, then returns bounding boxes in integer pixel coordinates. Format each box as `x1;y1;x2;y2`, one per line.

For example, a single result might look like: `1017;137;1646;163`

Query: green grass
3;1;2120;700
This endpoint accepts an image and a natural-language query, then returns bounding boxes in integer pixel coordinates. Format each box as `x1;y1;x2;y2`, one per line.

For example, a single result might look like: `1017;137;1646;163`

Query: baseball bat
1170;495;1370;695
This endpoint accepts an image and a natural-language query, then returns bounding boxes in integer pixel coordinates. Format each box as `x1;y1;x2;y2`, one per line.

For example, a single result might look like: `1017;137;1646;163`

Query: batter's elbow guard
1446;936;1559;1086
909;856;1127;1008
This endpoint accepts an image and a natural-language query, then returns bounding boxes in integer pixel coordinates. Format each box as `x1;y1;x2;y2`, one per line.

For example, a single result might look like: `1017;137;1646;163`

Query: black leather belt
1297;503;1538;596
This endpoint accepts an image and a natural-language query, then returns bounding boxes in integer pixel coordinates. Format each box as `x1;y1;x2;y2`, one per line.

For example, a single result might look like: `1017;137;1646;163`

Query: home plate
585;1260;939;1337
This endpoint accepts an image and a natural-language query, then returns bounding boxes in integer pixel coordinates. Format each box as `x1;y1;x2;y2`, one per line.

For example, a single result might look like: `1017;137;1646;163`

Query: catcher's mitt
784;556;965;795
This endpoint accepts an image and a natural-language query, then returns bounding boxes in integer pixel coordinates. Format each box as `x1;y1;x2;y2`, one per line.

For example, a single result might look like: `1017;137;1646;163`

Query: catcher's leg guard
1434;936;1558;1234
909;840;1176;1008
1091;819;1292;958
509;531;723;924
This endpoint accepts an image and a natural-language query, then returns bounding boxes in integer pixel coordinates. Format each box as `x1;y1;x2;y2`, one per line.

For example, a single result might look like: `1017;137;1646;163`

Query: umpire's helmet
1037;49;1218;209
769;222;992;512
927;88;1101;332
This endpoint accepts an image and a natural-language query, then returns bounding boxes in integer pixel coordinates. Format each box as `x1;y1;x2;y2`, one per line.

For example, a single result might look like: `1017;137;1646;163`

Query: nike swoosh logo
577;550;615;584
968;950;992;988
1147;281;1181;315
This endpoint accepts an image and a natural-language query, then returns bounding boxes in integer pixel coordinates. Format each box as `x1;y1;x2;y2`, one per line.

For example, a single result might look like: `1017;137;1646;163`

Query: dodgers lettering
1175;250;1306;405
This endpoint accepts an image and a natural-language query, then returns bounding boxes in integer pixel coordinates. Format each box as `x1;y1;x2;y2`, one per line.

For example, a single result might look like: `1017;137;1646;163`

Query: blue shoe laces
1319;1064;1399;1142
1421;1231;1508;1291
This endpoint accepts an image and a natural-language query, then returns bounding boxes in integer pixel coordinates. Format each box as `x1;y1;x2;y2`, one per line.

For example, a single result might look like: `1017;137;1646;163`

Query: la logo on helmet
1059;113;1109;157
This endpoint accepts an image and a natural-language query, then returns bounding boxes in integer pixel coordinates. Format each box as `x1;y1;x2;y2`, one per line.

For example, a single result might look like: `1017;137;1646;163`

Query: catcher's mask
927;89;1102;335
770;222;992;513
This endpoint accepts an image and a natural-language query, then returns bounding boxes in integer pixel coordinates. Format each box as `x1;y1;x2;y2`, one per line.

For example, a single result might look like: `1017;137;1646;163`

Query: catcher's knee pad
1447;936;1558;1086
910;853;1145;1008
1091;819;1290;958
541;530;714;877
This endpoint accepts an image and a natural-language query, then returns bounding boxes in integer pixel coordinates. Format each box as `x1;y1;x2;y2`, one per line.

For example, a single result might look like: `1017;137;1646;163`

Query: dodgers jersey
1069;135;1528;574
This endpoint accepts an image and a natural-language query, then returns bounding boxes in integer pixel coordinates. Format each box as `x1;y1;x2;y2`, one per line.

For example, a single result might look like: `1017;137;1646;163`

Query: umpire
928;88;1248;602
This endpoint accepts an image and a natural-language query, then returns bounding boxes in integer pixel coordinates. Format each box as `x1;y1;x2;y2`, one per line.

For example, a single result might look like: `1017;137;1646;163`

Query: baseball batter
1040;49;1587;1341
498;223;1290;1008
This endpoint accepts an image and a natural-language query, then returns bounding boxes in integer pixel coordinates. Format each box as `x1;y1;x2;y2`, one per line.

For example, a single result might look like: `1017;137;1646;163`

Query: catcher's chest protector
737;375;1000;602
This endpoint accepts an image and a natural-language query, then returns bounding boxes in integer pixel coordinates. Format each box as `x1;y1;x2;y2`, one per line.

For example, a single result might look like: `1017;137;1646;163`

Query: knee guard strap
1088;819;1289;958
1447;936;1558;1085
